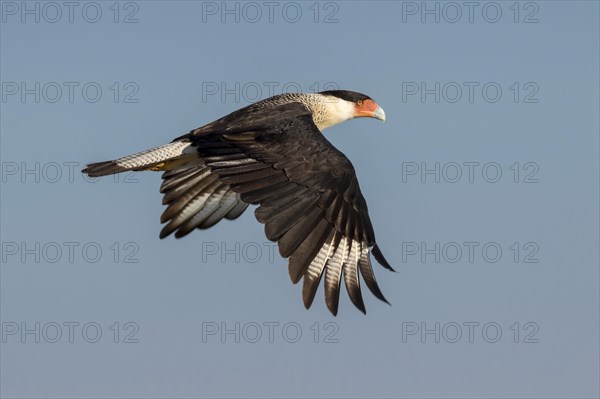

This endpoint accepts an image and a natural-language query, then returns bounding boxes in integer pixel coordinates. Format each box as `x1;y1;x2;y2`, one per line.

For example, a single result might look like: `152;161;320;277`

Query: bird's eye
357;100;363;106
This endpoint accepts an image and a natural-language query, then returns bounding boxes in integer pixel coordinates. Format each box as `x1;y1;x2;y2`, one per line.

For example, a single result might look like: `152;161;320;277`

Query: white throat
315;97;355;131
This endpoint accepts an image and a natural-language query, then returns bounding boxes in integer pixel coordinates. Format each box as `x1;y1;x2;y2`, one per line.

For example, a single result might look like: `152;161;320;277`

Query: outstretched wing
190;103;394;315
159;165;249;238
157;101;305;238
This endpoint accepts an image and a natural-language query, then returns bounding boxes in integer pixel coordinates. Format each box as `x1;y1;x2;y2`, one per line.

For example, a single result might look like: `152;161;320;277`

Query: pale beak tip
373;106;386;122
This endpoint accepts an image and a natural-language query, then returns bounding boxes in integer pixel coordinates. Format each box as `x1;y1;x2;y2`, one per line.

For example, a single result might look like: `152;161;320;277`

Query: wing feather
302;231;339;309
173;184;229;238
160;174;219;222
160;180;223;238
264;195;319;242
225;200;249;220
288;218;332;284
198;190;240;228
324;236;347;316
277;205;323;257
358;246;390;304
159;166;249;237
343;241;366;314
161;166;212;205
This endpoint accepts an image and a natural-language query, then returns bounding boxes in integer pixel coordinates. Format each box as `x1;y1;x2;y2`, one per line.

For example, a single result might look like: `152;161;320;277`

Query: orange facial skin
354;99;385;121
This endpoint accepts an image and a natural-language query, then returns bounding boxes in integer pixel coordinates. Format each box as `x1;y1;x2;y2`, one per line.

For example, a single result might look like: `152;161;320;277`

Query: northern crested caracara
83;90;394;315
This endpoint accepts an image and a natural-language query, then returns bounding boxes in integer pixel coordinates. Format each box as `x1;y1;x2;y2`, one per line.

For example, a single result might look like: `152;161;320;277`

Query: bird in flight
83;90;394;315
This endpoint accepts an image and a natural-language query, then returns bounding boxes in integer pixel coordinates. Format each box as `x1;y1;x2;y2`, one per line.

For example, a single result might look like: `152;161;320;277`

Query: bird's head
315;90;385;130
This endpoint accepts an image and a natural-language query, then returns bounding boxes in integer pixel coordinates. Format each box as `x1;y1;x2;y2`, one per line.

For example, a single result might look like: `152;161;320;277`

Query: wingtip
351;298;367;315
325;294;339;316
376;293;392;307
159;228;170;240
377;289;392;306
303;297;314;311
372;244;395;272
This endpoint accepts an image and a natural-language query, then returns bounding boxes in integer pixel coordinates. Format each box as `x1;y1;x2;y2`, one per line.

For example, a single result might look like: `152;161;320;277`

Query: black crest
319;90;371;103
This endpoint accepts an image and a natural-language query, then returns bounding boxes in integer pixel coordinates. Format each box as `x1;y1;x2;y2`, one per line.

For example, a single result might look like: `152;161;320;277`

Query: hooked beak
372;106;386;122
354;99;386;122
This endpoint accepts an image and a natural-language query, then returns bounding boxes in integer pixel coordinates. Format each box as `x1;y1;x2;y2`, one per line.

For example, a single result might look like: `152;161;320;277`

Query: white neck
313;96;355;131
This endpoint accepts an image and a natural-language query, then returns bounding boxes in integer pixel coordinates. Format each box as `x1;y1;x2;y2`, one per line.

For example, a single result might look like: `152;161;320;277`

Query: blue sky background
1;1;598;398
